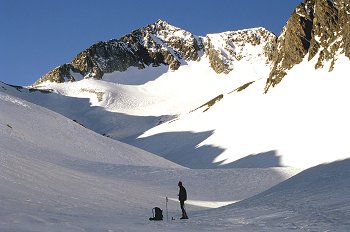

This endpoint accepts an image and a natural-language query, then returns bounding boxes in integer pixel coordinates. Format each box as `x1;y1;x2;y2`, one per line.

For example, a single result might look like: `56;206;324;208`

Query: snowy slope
126;54;350;169
0;88;180;168
185;158;350;232
1;90;348;231
0;91;300;231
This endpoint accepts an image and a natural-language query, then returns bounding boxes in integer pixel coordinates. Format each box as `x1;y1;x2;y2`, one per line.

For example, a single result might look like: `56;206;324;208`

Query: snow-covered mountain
34;20;275;84
2;0;349;170
1;23;279;168
1;0;350;230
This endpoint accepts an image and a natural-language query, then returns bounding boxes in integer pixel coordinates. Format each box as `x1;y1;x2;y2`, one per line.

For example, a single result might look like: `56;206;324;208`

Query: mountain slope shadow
123;130;226;169
125;131;284;169
227;150;282;168
103;65;169;85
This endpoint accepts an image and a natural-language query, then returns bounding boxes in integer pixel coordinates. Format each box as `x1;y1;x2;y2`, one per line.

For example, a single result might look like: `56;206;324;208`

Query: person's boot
180;212;188;219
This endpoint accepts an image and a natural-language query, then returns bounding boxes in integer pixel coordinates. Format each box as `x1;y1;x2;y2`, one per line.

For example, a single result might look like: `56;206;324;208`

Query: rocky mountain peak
143;19;202;62
265;0;350;92
34;19;203;85
151;19;180;32
34;20;276;86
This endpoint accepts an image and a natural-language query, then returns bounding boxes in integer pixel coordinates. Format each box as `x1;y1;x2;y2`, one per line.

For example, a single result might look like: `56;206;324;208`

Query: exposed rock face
38;64;81;83
308;0;350;70
265;0;350;92
265;1;314;91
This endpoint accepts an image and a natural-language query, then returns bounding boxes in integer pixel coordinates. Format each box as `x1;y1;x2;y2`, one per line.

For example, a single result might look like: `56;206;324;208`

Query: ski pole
166;196;168;221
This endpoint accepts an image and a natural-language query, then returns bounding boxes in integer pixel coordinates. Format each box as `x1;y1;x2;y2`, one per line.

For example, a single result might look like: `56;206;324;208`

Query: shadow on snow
124;131;283;169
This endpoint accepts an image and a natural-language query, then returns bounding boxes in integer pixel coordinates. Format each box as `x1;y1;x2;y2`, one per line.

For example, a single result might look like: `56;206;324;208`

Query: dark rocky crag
265;0;350;92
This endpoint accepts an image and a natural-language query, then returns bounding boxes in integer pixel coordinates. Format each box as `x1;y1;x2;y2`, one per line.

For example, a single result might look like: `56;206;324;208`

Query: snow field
0;91;300;231
132;54;350;169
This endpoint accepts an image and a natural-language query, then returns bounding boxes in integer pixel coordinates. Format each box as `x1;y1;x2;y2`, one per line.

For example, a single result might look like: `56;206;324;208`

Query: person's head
178;181;183;187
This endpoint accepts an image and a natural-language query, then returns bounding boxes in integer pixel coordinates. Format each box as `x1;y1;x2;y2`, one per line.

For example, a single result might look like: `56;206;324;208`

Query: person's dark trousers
180;200;188;218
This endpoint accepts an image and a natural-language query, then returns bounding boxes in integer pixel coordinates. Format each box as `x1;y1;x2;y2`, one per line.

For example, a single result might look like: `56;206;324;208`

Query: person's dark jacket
178;185;187;202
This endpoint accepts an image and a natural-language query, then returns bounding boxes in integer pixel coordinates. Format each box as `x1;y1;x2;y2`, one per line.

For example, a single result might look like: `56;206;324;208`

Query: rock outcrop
38;64;80;83
265;0;350;92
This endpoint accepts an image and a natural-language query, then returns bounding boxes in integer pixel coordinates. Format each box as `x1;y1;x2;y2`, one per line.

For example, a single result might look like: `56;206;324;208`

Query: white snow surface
0;91;303;231
133;55;350;169
1;90;349;231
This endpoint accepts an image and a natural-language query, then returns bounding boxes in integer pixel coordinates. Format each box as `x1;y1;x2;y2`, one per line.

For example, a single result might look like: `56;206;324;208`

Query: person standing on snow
178;181;188;219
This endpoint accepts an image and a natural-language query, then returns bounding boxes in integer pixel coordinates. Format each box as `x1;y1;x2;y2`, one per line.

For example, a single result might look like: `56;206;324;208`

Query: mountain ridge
33;20;276;86
33;0;350;92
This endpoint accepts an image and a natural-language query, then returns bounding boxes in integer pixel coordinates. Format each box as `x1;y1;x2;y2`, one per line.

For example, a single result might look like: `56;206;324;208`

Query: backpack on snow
149;207;163;221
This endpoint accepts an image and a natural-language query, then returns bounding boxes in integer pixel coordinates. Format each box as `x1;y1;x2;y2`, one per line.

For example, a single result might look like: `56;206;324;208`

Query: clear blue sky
1;0;301;86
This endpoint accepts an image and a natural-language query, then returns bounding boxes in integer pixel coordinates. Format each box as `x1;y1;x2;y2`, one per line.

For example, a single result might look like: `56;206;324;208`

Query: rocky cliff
265;0;350;92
